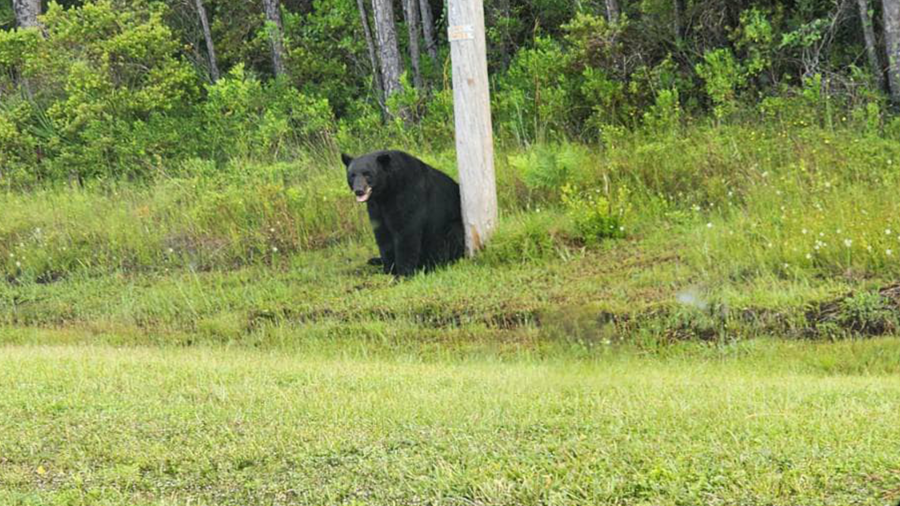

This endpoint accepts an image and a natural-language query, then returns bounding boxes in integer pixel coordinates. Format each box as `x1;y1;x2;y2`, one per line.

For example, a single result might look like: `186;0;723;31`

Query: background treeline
1;0;900;186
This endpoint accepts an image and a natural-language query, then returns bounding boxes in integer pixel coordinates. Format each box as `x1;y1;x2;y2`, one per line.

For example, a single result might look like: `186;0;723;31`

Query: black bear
341;150;465;276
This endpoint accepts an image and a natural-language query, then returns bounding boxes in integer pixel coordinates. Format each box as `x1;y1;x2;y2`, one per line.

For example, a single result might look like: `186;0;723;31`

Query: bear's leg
392;229;423;277
372;223;395;274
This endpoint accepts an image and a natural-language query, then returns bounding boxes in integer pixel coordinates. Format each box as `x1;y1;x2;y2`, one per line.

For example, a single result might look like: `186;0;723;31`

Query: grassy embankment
2;122;900;345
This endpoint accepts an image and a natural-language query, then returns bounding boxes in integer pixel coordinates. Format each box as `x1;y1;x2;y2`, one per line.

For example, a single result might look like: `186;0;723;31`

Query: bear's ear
341;153;354;167
376;153;391;167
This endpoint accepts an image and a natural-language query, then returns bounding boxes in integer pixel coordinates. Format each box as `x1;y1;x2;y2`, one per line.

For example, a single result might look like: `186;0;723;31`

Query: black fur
341;150;465;276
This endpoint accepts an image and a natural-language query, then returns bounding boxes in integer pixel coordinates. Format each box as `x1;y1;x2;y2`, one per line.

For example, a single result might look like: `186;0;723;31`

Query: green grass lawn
1;338;899;505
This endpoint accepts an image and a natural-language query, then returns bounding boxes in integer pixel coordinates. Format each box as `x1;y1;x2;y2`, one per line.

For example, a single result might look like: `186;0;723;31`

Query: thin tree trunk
263;0;287;77
857;0;886;91
418;0;438;60
884;0;900;104
604;0;619;22
403;0;425;90
195;0;220;82
372;0;404;98
12;0;41;29
357;0;386;105
674;0;686;41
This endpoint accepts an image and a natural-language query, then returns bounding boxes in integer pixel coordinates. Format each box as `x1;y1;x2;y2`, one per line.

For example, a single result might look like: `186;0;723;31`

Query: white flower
167;248;174;254
272;246;278;253
887;249;893;256
801;229;808;235
806;253;812;260
886;229;893;235
270;228;275;233
843;239;853;247
706;222;713;228
15;261;21;268
836;229;842;234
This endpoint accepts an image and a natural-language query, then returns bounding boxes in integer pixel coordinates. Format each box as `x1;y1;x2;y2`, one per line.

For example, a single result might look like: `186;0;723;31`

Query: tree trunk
403;0;425;89
195;0;220;82
263;0;287;77
857;0;885;91
13;0;41;29
884;0;900;104
673;0;686;41
418;0;438;60
604;0;619;22
372;0;404;98
357;0;386;103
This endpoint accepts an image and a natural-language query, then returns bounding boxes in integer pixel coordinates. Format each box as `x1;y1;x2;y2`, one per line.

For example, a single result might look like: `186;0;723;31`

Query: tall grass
3;117;900;285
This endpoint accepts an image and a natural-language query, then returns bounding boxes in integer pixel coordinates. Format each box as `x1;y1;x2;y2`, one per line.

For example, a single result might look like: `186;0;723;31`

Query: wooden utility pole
448;0;497;255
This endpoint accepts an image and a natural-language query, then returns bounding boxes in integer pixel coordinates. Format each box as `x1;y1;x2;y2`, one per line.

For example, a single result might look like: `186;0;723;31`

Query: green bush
0;0;201;183
696;48;745;120
201;66;334;163
562;184;627;245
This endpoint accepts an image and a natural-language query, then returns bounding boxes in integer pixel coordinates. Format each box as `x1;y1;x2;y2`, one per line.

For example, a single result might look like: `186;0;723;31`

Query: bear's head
341;152;392;203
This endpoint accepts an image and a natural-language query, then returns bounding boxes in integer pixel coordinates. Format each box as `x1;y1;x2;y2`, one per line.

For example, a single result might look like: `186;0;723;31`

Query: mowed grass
1;340;899;505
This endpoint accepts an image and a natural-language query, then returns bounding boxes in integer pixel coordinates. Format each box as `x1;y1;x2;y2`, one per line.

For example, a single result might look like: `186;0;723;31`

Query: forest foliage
0;0;898;186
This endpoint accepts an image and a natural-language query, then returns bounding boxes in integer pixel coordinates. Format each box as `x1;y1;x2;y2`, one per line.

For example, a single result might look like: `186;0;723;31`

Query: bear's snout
355;186;373;203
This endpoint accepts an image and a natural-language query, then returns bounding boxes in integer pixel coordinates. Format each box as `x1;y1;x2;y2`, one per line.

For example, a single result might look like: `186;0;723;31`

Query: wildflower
167;248;174;254
272;246;278;253
706;222;713;228
270;228;275;233
801;229;808;235
888;249;893;256
15;261;21;268
887;229;893;235
806;253;812;260
843;239;853;247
